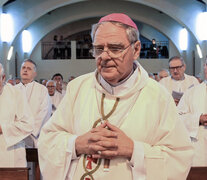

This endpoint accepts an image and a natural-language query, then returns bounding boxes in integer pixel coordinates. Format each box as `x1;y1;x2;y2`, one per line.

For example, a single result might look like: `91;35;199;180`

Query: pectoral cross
86;155;98;170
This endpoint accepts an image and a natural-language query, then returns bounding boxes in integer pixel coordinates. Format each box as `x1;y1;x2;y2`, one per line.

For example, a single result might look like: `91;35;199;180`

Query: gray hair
22;59;37;72
46;80;56;87
158;69;169;76
91;21;140;43
0;63;5;76
169;56;186;65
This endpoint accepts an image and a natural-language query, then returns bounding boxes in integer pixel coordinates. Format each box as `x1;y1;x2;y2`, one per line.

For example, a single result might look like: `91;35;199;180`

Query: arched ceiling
1;0;206;55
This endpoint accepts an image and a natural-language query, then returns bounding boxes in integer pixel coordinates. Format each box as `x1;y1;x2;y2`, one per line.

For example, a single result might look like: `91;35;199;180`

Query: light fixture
196;44;203;58
0;13;13;42
196;12;207;40
179;28;188;51
22;30;32;53
7;46;13;61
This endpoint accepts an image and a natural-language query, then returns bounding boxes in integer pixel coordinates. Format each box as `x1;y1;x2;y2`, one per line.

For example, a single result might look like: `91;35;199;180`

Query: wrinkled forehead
169;58;183;66
160;71;168;76
21;61;35;69
94;22;129;43
47;81;55;86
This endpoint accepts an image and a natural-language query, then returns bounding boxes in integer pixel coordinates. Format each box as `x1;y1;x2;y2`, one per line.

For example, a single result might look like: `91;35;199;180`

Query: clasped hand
75;121;133;160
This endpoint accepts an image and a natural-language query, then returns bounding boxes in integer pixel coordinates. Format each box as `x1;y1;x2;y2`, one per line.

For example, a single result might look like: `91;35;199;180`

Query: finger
105;122;120;132
92;150;118;159
88;144;107;153
91;128;117;138
91;124;106;133
96;139;118;148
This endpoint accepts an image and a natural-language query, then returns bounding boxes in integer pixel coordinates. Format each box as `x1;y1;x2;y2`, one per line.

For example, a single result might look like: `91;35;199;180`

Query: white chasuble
0;84;33;167
38;63;193;180
178;82;207;166
16;81;52;147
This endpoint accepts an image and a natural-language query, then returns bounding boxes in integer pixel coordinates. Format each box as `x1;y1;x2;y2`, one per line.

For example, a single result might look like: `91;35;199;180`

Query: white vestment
0;84;33;167
38;63;193;180
16;81;52;147
50;91;63;113
159;73;199;94
177;82;207;166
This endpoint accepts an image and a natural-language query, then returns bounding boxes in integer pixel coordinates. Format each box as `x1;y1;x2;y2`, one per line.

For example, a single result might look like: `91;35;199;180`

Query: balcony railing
41;40;169;60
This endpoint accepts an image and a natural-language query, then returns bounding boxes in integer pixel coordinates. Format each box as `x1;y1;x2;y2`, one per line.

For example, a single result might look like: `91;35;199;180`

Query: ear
183;64;186;71
133;41;141;60
34;71;37;78
2;74;6;82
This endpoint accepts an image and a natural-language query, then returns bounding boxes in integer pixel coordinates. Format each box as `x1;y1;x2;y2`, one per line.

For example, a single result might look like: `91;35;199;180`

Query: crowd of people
0;13;206;180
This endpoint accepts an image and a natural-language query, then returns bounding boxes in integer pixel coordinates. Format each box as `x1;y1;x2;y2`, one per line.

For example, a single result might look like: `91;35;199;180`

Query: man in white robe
159;56;199;105
0;63;33;167
158;68;169;81
38;13;193;180
52;73;66;96
177;58;207;166
16;59;52;148
46;80;63;114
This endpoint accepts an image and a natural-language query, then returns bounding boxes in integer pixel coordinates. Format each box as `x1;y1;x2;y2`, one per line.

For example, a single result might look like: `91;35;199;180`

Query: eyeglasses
169;65;183;70
47;86;55;88
91;42;135;58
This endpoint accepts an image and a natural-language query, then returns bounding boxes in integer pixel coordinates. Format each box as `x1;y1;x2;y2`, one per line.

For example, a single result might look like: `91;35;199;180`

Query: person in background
68;75;76;82
16;59;52;148
52;73;66;95
46;80;63;114
148;72;155;79
15;77;21;85
158;68;169;81
41;79;48;86
149;38;158;58
195;74;203;83
178;57;207;166
0;63;33;167
6;78;15;85
153;73;160;81
159;56;199;105
38;13;193;180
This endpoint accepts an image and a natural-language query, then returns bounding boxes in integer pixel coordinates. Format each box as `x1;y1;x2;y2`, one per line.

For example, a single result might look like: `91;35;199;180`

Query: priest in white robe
0;63;33;167
46;80;63;114
159;56;199;105
177;58;207;166
38;13;193;180
16;59;52;148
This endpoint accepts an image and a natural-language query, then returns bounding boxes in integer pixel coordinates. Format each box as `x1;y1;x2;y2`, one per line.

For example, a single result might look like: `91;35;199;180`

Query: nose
172;68;178;72
99;50;111;61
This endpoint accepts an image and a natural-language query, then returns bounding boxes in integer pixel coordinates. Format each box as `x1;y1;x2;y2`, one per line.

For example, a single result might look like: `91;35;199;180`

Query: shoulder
145;78;172;102
34;81;48;91
5;83;25;98
67;72;94;89
159;76;171;84
185;82;204;94
185;74;198;81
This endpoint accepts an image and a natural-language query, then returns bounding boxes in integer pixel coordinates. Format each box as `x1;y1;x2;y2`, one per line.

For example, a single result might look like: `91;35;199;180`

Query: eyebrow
93;42;125;46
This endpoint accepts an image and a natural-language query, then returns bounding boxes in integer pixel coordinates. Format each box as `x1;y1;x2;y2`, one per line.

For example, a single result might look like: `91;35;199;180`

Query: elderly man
46;80;63;113
159;56;199;105
178;57;207;166
38;13;193;180
16;59;52;147
0;63;33;167
158;68;169;80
